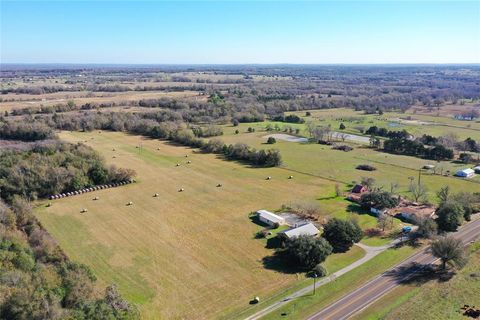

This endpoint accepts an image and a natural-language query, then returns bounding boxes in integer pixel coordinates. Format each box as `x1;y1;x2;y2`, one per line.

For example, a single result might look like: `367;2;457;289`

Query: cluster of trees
202;140;282;167
0;141;136;202
364;126;457;160
365;126;410;139
383;136;454;160
435;187;479;232
0;121;55;141
271;114;305;124
191;125;223;137
0;198;138;319
280;218;363;271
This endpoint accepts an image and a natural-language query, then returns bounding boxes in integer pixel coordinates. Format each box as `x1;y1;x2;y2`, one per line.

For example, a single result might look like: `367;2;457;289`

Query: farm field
287;108;480;140
0;89;201;112
352;243;480;320
35;130;368;319
218;122;480;200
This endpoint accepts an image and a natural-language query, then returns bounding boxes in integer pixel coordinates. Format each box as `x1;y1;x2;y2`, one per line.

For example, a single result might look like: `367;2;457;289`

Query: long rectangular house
256;210;286;227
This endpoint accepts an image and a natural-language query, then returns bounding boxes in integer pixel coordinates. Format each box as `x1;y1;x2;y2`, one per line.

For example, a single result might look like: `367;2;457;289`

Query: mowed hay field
35;131;338;319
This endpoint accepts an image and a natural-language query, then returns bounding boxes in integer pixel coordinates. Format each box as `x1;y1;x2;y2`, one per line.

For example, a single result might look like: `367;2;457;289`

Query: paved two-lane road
307;217;480;320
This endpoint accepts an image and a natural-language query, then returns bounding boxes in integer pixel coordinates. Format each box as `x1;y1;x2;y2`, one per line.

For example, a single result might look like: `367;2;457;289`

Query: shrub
311;264;327;277
356;164;377;171
332;145;353;152
267;137;276;144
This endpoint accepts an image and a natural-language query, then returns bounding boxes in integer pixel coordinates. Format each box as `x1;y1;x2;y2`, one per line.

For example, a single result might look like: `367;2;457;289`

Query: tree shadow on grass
384;263;455;286
346;203;375;217
262;251;306;275
249;215;270;228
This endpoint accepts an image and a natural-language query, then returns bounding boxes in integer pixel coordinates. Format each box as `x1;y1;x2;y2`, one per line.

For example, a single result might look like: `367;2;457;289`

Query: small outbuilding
455;168;475;178
279;223;320;240
351;184;367;194
256;210;285;227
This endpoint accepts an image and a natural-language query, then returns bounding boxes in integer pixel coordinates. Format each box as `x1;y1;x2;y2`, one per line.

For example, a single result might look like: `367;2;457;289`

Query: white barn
280;223;320;239
256;210;285;227
455;168;475;178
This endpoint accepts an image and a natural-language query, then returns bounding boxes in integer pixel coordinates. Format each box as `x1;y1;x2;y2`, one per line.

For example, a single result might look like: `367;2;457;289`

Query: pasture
36;130;366;319
289;108;480;140
219;122;480;199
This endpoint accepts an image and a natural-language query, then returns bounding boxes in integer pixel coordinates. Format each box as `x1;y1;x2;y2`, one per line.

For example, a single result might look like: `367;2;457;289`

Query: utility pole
313;273;318;295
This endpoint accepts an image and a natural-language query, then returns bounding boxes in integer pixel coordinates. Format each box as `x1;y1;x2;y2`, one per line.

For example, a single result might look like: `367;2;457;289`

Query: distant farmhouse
347;184;368;203
351;184;367;194
390;205;436;222
455;168;475;178
256;210;286;227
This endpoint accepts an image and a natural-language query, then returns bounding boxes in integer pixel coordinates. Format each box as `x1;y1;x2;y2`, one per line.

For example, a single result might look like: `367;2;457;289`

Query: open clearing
35;130;362;319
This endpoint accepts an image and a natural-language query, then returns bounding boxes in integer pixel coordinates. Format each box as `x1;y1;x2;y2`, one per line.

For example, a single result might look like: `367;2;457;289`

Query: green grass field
35;130;369;319
219;121;480;201
287;107;480;140
34;107;480;319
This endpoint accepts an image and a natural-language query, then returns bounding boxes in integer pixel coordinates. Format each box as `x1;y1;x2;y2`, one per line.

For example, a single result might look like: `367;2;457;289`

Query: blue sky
1;1;479;64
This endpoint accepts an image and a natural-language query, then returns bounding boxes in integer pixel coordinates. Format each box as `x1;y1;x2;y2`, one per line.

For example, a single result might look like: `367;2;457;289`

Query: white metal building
256;210;285;227
455;168;475;178
280;223;320;239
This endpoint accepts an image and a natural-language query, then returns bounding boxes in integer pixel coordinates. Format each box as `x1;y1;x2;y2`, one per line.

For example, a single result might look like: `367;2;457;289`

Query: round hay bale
112;156;116;158
176;163;180;167
266;176;272;180
217;184;222;187
50;195;54;200
187;160;191;164
81;208;88;213
157;148;160;150
185;155;188;157
178;188;184;192
288;175;293;179
127;201;133;206
112;148;116;151
154;193;159;197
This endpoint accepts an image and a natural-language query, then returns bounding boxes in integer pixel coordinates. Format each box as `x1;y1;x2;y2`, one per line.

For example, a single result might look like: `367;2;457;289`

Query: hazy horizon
1;1;479;64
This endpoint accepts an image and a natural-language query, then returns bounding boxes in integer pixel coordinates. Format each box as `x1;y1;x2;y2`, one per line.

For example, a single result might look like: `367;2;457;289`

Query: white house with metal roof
256;210;286;227
279;223;320;239
455;168;475;178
